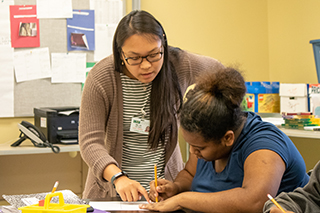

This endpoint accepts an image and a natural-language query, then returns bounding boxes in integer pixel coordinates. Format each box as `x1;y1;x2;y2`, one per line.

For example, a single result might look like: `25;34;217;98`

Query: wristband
111;171;128;187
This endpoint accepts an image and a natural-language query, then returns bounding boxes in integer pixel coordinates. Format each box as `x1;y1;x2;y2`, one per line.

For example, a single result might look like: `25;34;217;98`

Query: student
263;160;320;213
139;67;310;213
79;10;224;202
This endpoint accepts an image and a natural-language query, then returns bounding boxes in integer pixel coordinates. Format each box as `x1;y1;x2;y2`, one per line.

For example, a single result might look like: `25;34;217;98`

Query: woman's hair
180;67;247;142
113;10;182;149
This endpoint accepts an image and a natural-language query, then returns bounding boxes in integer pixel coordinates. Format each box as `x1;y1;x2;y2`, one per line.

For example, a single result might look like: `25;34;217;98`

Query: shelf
259;113;320;139
279;128;320;139
0;139;80;156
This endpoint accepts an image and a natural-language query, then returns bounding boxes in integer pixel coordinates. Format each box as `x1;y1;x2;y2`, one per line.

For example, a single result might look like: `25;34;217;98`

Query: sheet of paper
0;45;14;117
36;0;72;19
10;5;40;48
0;0;13;39
13;47;51;82
51;53;86;83
0;0;14;117
94;23;116;61
90;0;123;24
67;10;95;51
89;201;148;211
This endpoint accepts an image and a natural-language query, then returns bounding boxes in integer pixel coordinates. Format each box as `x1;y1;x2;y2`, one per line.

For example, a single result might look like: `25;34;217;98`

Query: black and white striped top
120;73;165;191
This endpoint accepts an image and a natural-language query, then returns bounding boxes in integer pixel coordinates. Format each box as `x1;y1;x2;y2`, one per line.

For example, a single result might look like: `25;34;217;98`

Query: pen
154;164;158;203
267;194;286;213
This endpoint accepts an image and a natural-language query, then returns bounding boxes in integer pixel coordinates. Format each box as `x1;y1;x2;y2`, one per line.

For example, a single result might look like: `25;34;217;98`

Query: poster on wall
9;5;40;48
67;10;95;51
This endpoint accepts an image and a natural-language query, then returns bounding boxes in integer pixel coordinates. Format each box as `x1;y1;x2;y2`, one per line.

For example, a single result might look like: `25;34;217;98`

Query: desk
0;140;87;205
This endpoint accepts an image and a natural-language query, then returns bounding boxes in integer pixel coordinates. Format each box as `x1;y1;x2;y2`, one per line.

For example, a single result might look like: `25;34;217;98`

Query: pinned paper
13;47;51;82
67;10;95;51
36;0;72;19
94;23;116;61
9;5;40;48
51;53;87;83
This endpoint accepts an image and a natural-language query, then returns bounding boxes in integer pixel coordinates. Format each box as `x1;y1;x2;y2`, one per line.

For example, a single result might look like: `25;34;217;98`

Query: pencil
51;181;59;193
267;194;286;213
49;181;59;202
154;164;158;203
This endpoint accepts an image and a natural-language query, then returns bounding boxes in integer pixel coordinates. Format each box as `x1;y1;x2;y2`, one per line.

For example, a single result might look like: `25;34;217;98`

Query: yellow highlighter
267;194;286;213
154;164;158;202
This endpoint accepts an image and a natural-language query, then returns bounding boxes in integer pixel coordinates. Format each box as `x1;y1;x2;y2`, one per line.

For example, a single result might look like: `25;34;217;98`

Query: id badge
130;117;150;135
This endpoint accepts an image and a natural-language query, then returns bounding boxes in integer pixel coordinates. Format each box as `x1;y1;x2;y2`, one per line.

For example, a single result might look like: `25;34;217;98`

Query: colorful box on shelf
279;83;309;113
242;81;280;113
19;192;90;213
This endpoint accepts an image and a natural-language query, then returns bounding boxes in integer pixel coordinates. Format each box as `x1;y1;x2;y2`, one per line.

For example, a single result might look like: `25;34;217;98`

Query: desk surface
90;197;190;213
0;139;79;155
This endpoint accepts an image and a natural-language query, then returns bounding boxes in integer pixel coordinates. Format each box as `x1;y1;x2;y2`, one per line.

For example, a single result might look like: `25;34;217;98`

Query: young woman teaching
78;10;224;202
140;67;310;212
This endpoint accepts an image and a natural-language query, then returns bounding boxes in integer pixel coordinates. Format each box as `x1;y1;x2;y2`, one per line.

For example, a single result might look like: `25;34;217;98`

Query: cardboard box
280;83;309;113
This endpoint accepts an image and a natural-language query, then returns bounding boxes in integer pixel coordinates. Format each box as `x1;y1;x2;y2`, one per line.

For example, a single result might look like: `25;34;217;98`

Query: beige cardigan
79;47;224;199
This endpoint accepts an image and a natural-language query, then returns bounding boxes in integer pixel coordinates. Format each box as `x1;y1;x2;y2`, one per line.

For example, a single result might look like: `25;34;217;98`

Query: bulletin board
10;0;126;117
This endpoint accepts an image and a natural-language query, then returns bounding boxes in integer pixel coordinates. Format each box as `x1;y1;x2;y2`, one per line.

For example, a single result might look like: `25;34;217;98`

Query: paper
90;0;123;24
9;5;40;48
36;0;72;18
94;24;116;61
67;10;95;51
13;47;51;82
0;0;14;117
51;53;87;83
89;201;148;211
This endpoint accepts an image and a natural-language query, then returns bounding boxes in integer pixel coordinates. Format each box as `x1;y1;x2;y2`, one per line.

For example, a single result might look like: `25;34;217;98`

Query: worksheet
89;201;148;211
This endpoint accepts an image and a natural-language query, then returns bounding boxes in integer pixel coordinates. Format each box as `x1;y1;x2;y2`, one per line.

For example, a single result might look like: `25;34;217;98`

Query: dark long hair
180;67;246;142
113;10;182;149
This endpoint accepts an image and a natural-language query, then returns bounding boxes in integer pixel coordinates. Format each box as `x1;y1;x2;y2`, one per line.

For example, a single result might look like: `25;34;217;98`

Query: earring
121;61;124;65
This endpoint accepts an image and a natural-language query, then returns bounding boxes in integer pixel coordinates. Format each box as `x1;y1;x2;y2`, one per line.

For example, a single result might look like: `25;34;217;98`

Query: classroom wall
141;0;270;82
1;0;320;168
268;0;320;83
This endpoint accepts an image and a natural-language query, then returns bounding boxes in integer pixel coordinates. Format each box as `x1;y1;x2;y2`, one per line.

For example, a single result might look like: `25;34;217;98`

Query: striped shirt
120;73;165;191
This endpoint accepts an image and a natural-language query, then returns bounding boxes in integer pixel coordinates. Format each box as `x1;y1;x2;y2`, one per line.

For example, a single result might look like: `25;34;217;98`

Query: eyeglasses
122;49;163;66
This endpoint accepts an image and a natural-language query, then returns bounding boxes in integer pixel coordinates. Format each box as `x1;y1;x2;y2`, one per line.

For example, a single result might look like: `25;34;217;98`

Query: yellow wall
268;0;320;83
140;0;320;84
0;117;33;144
141;0;270;81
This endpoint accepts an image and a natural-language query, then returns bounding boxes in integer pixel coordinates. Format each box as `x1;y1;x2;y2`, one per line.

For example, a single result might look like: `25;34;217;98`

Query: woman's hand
114;176;150;202
139;194;182;212
149;179;179;202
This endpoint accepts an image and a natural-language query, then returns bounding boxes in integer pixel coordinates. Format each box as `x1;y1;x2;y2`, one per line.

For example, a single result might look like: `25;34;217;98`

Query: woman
140;67;309;212
79;10;224;202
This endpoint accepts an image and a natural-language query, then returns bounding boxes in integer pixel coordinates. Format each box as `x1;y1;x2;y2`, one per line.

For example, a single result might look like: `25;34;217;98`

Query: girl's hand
149;179;179;202
139;195;182;212
114;176;150;202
